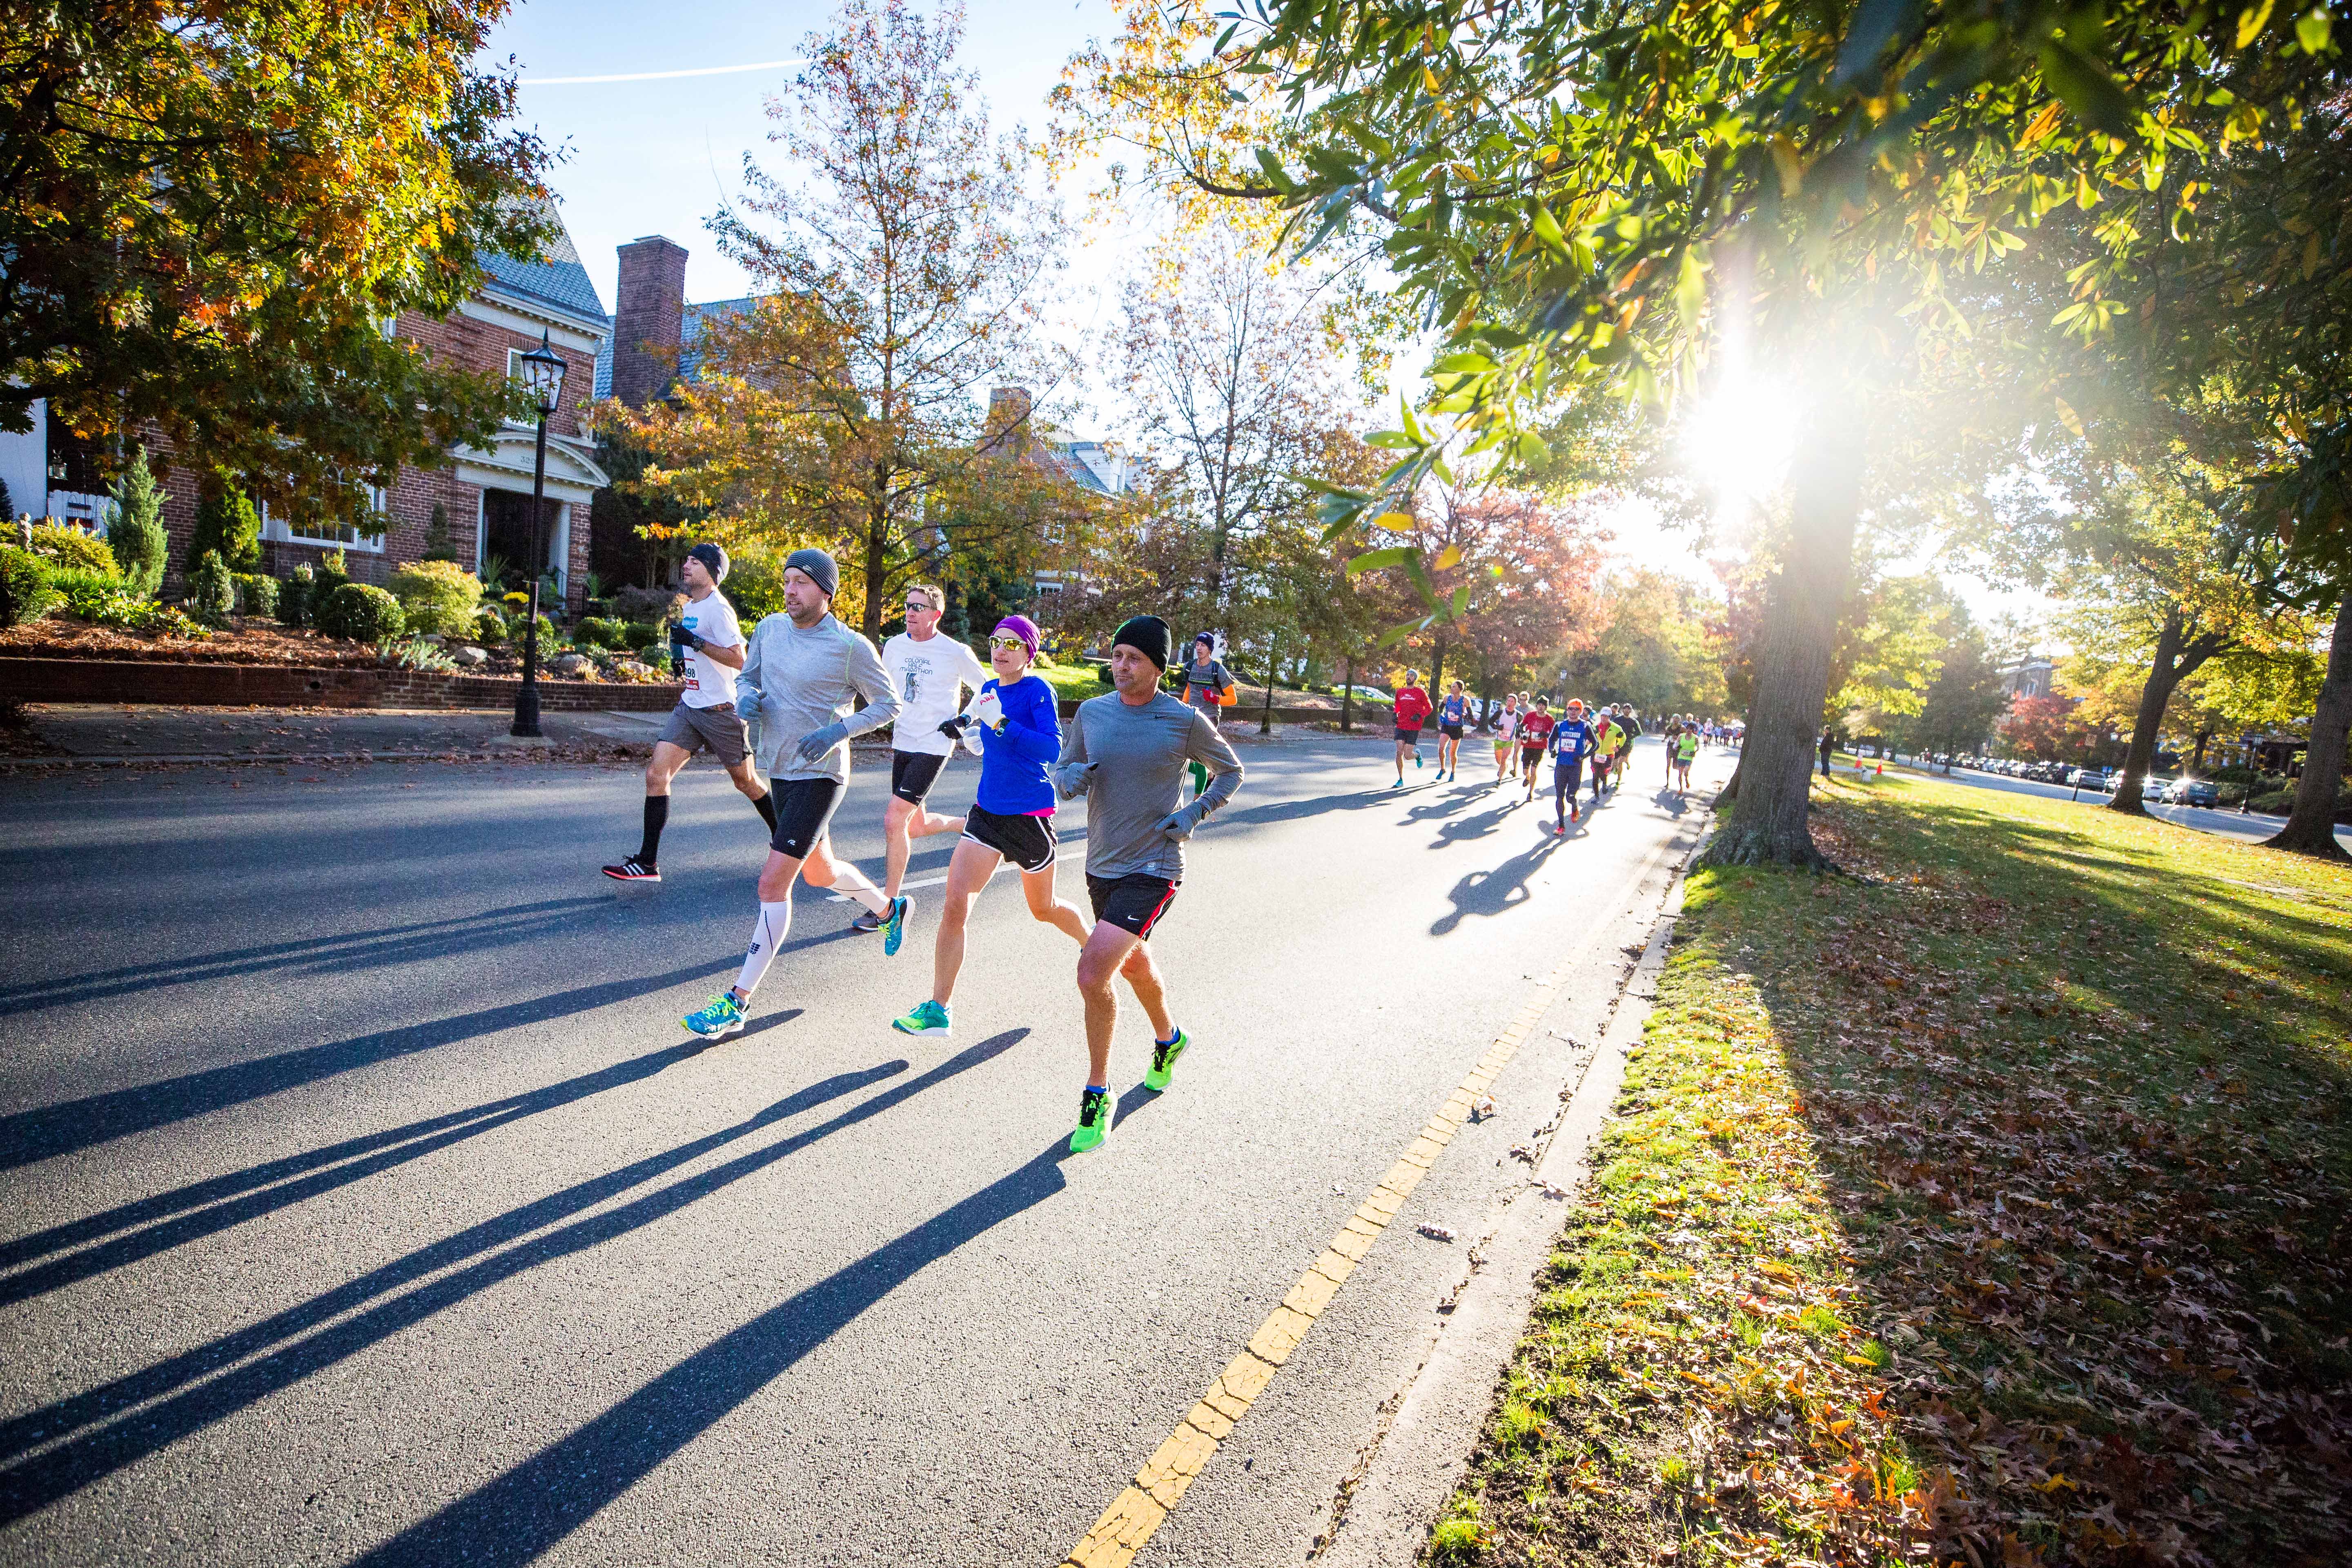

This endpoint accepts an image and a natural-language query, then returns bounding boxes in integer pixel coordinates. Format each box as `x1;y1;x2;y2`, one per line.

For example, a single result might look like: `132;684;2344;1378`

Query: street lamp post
511;330;568;739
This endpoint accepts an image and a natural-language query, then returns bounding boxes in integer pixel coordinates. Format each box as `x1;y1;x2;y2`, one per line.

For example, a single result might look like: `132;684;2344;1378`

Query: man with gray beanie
602;541;775;885
680;547;904;1040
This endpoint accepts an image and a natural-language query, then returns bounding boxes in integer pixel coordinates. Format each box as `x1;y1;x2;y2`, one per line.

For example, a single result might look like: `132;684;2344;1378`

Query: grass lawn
1431;771;2352;1568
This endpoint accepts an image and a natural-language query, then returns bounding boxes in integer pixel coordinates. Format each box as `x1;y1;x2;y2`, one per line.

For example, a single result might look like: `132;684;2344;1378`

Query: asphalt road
0;732;1720;1568
1884;759;2352;852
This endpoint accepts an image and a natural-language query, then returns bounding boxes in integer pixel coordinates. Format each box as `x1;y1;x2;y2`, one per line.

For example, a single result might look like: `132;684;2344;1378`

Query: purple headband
992;614;1040;655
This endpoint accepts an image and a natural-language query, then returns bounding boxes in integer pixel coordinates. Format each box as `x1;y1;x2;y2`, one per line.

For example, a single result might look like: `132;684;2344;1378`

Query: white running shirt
678;591;743;709
883;630;992;756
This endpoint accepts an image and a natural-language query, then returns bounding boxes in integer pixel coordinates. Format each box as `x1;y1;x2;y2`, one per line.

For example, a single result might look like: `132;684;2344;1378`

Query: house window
259;487;388;553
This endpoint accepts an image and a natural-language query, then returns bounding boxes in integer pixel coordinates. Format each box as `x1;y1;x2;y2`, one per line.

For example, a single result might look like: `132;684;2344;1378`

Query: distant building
1999;654;2058;699
0;200;611;610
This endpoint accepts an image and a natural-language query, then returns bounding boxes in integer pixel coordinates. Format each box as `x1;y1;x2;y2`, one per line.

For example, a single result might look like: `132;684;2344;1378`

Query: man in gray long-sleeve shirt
680;549;904;1041
1049;615;1242;1152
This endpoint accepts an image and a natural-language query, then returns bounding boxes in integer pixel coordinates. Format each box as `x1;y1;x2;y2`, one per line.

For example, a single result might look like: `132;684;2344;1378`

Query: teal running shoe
892;998;951;1035
880;895;911;957
1069;1086;1116;1153
682;992;745;1040
1143;1028;1190;1092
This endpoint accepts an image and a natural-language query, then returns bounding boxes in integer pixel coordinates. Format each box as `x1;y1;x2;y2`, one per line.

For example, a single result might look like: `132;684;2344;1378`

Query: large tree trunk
2108;609;2217;817
1696;395;1863;870
2263;586;2352;861
860;500;890;641
1340;654;1354;734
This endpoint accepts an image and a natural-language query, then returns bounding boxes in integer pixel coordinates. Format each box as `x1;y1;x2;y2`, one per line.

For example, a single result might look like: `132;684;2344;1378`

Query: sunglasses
904;599;938;612
989;635;1029;651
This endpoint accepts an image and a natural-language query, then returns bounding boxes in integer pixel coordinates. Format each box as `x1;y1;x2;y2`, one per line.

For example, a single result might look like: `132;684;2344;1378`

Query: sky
481;1;2045;641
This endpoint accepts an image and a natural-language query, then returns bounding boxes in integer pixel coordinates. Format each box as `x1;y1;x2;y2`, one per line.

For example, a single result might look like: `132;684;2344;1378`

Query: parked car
2176;778;2220;806
2145;775;2178;802
2070;766;2112;790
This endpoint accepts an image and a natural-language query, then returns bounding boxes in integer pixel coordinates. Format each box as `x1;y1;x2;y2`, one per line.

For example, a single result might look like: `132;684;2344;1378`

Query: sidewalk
2;703;678;766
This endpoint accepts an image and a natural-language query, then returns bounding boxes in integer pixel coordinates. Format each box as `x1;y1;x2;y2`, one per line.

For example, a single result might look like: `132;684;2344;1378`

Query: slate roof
479;200;610;331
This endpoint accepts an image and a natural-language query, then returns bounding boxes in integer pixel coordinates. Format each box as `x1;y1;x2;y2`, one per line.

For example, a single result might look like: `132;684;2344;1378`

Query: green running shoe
682;992;745;1039
1069;1086;1116;1153
880;895;911;956
891;998;951;1035
1143;1027;1190;1092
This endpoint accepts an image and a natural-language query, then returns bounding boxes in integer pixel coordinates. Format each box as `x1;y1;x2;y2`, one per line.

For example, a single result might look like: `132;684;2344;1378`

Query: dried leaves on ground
1432;774;2352;1568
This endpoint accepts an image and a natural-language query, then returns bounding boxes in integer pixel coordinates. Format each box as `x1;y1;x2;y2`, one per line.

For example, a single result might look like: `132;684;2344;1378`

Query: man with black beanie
1048;613;1242;1152
603;541;775;884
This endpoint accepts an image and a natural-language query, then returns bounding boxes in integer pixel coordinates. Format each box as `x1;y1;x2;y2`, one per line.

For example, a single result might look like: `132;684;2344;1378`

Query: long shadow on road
1431;833;1564;936
342;1141;1074;1568
0;1017;799;1306
0;1031;1031;1523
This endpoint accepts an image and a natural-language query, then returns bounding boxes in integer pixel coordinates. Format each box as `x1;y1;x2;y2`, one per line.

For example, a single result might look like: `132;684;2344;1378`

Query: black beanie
1113;614;1172;671
686;542;729;584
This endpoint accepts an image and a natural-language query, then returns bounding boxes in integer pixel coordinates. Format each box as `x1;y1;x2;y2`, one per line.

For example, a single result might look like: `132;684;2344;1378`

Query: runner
1516;696;1555;802
1587;707;1620;807
1675;722;1702;793
866;582;992;950
1550;698;1597;833
1051;615;1242;1152
679;549;904;1040
1178;632;1236;801
1388;669;1432;786
1490;692;1522;786
889;615;1091;1037
1664;716;1683;784
602;543;773;884
1434;679;1472;780
1609;705;1642;790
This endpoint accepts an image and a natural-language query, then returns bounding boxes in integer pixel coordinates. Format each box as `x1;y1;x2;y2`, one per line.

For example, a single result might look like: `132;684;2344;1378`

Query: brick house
1;200;611;614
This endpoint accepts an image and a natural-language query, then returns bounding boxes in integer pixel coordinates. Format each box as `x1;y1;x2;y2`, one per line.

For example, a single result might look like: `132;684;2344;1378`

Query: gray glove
1054;760;1098;800
1158;802;1207;842
792;720;850;766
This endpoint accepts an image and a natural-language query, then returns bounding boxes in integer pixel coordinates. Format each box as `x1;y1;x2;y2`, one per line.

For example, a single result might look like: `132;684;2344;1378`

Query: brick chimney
982;386;1033;457
612;236;689;409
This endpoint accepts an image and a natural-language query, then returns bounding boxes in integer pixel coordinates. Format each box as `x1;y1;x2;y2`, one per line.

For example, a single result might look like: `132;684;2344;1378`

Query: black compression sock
639;795;669;865
752;790;777;831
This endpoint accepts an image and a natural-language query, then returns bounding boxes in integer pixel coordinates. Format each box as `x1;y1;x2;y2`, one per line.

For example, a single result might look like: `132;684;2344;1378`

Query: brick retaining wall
0;658;683;712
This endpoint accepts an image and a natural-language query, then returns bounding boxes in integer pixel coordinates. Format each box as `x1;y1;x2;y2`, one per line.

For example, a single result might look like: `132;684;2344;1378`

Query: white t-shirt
678;591;743;709
883;630;991;756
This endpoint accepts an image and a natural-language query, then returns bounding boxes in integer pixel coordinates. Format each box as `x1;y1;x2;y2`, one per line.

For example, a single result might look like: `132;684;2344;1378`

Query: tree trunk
1261;632;1278;736
1428;634;1446;702
2192;728;2210;773
1715;752;1744;807
860;505;890;641
2262;586;2352;861
1696;394;1864;871
1340;654;1354;734
2107;609;2218;817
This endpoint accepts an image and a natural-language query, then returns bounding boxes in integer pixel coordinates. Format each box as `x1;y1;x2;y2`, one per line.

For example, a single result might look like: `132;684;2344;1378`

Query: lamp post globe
512;330;567;739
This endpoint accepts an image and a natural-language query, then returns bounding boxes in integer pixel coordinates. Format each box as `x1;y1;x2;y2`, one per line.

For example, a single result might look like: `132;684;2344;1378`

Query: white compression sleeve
825;859;890;916
736;900;793;997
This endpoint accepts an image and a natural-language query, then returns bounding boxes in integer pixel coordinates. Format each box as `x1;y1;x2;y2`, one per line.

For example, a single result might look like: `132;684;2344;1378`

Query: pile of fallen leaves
1432;774;2352;1568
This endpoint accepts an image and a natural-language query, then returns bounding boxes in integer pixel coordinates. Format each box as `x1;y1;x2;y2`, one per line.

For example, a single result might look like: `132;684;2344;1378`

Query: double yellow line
1062;828;1690;1567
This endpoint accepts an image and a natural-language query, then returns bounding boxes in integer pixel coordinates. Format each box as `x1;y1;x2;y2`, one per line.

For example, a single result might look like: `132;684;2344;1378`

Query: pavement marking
1060;824;1691;1568
823;864;1004;902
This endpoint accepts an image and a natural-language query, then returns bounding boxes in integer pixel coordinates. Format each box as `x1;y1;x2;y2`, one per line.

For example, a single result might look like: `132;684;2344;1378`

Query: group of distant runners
600;550;1730;1149
601;545;1234;1155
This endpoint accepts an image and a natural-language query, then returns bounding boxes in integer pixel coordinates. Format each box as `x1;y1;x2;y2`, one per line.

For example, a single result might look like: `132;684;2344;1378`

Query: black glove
668;624;703;653
939;714;974;739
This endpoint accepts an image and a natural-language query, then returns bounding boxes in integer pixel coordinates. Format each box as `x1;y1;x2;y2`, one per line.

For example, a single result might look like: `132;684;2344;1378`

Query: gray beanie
784;547;839;598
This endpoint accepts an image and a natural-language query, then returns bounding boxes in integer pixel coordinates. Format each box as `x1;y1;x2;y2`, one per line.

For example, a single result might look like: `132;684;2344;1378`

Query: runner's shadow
1431;835;1564;936
337;1141;1075;1568
1111;1081;1168;1129
1653;788;1689;817
0;1015;799;1307
1426;797;1523;849
0;1032;1031;1521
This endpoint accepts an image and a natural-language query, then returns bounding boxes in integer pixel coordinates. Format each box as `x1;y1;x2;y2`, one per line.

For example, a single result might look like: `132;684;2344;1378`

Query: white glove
966;688;1004;732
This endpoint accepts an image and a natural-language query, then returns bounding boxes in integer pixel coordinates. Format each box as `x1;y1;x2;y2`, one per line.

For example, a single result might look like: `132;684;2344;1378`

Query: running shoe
892;998;951;1035
1143;1027;1190;1092
1571;802;1581;822
1414;752;1423;768
682;992;745;1039
880;895;911;956
1069;1086;1117;1153
1393;775;1404;788
602;857;660;883
849;909;882;935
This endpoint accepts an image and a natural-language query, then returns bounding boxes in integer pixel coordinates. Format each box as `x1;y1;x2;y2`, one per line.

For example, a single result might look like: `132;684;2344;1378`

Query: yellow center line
1060;825;1693;1568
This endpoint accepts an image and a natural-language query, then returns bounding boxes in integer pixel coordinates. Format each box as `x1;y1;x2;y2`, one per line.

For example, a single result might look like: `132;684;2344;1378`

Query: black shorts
769;777;841;860
1439;722;1463;739
962;804;1057;873
1519;744;1545;768
890;748;949;804
1088;873;1179;939
1394;725;1422;743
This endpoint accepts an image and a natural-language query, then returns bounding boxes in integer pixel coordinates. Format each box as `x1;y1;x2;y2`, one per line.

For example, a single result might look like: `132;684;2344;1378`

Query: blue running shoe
892;998;951;1035
682;992;745;1039
880;895;911;957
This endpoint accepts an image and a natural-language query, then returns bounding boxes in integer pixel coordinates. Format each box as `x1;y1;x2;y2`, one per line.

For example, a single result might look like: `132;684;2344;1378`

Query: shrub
0;545;61;627
49;566;125;611
381;636;458;672
621;620;665;652
189;485;261;572
315;581;405;642
185;549;237;622
105;449;169;597
610;585;686;624
420;501;462;563
234;573;279;618
312;549;351;602
573;615;629;649
387;559;482;636
474;604;509;645
279;565;316;628
28;522;118;575
718;549;786;623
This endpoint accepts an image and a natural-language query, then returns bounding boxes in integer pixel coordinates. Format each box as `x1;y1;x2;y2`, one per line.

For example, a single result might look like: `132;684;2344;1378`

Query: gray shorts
657;699;749;766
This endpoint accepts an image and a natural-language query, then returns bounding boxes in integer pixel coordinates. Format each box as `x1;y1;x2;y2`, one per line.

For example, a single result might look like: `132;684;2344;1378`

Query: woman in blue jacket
892;615;1092;1036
